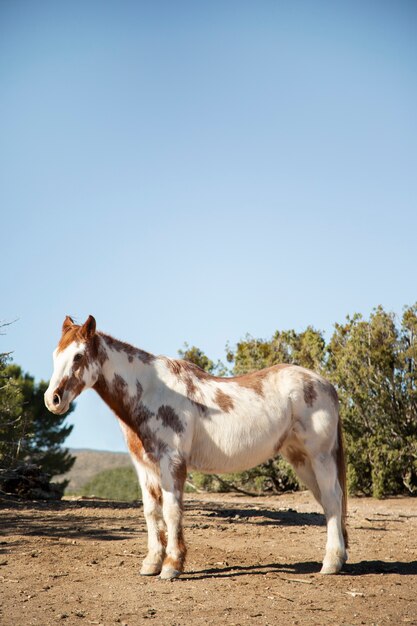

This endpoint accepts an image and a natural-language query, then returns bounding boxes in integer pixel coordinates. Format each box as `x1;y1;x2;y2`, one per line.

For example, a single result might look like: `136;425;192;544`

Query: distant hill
56;448;132;493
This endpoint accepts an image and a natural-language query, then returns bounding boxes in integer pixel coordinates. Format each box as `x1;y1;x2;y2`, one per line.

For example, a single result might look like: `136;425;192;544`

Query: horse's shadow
182;559;417;580
187;502;326;527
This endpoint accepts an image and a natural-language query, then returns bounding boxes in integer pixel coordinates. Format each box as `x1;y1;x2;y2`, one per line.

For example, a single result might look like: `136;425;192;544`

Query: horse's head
44;315;103;414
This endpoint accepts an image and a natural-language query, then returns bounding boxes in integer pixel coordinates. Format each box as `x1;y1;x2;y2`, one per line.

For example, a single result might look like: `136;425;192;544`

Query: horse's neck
100;332;155;364
94;333;157;423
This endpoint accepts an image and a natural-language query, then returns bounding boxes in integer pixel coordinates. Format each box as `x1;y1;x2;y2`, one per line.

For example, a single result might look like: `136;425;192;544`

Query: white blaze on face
44;342;86;414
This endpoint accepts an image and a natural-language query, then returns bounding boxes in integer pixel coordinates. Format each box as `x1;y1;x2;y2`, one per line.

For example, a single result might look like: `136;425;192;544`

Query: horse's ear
80;315;96;340
62;316;75;334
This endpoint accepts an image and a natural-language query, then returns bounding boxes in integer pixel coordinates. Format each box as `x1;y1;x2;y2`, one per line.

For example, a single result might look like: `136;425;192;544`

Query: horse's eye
74;353;83;363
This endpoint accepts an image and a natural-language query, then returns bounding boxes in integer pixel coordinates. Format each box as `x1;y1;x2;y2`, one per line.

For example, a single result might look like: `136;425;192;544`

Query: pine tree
2;365;75;485
0;349;24;468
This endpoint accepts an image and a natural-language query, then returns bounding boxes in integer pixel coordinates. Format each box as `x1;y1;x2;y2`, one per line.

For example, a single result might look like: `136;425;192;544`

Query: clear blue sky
1;1;416;452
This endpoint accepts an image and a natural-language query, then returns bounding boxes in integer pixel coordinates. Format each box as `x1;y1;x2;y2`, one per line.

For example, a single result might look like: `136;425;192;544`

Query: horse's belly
187;414;288;474
189;445;276;474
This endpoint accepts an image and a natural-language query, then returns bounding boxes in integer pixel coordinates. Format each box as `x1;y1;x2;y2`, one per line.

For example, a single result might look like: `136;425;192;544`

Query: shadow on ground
0;497;142;545
196;504;326;527
183;559;417;580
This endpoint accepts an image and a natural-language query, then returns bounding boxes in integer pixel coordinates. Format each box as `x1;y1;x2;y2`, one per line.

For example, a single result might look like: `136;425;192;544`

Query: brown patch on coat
233;372;265;396
301;374;338;409
94;373;147;426
123;420;166;467
91;335;109;366
173;361;211;382
165;359;208;414
157;405;185;434
155;438;169;458
159;529;167;548
162;552;186;572
273;431;289;455
317;379;339;407
165;359;199;395
301;373;318;407
54;369;86;401
113;373;128;398
175;524;187;567
134;419;165;463
124;426;145;462
171;457;187;493
149;484;163;506
328;383;339;407
214;388;234;412
101;332;155;365
165;358;184;378
162;525;187;571
136;380;143;401
136;402;153;424
166;359;211;385
286;444;307;467
183;371;198;398
223;363;290;397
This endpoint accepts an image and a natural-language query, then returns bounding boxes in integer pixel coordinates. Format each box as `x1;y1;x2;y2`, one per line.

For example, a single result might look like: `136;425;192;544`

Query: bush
75;466;141;501
188;459;300;495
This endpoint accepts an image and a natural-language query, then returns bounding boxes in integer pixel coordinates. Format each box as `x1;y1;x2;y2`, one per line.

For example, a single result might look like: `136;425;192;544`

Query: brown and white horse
45;315;348;579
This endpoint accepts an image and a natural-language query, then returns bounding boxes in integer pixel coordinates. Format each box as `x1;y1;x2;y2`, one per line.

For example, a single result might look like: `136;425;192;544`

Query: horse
44;315;348;579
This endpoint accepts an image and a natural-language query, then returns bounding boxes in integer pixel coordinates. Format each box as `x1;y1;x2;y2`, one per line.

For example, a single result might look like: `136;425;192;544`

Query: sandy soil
1;491;416;626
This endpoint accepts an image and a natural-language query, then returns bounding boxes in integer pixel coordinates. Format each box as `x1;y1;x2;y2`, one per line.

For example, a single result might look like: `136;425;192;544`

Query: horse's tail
336;416;348;548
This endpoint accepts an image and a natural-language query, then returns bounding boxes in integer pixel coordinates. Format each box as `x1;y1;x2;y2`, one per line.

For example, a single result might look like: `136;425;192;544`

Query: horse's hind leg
282;435;347;574
281;445;322;505
310;451;347;574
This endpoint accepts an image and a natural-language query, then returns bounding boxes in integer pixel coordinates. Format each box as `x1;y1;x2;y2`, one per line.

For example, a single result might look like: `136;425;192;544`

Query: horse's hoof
320;554;346;575
159;567;181;580
320;564;339;575
140;562;162;576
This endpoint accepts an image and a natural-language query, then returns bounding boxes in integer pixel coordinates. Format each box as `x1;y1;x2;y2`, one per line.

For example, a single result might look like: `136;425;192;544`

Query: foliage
0;351;75;487
77;466;141;501
5;365;75;481
326;305;417;497
0;348;24;468
179;343;228;376
228;326;326;374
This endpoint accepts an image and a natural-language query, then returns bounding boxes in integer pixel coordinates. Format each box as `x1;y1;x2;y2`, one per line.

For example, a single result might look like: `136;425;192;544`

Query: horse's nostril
53;393;60;406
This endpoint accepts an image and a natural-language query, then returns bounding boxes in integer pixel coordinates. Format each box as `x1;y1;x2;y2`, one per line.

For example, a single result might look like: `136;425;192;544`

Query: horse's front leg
159;455;187;580
137;465;167;576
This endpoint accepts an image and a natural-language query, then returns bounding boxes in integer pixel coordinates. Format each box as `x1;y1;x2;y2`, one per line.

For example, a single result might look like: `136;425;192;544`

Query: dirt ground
1;491;416;626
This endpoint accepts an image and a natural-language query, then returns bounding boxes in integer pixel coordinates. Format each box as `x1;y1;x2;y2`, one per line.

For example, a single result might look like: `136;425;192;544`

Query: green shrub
188;459;300;495
76;466;141;501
